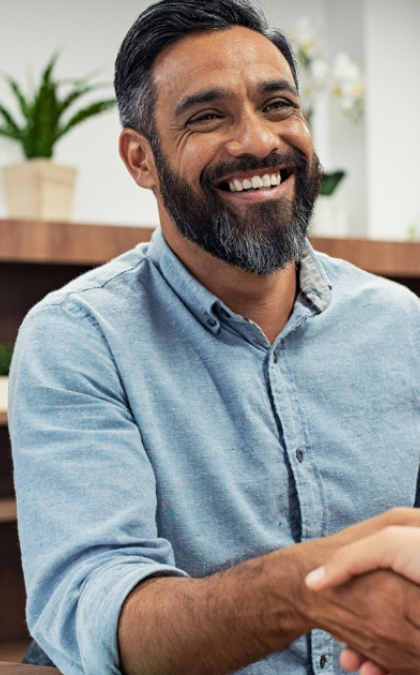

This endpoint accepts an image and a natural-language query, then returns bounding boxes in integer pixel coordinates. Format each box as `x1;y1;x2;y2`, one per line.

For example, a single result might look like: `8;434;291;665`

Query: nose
224;109;281;159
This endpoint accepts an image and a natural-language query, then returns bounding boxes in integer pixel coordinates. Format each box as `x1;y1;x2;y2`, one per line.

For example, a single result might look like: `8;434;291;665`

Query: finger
306;527;420;590
340;647;367;671
360;660;388;675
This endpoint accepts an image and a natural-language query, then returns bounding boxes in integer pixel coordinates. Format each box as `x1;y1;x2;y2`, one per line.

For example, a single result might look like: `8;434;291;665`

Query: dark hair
114;0;298;140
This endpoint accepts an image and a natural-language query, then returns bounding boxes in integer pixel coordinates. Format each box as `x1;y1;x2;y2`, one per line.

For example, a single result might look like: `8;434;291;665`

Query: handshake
302;509;420;675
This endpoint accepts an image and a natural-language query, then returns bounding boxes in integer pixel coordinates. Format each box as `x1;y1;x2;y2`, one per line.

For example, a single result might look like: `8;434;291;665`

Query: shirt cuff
38;563;189;675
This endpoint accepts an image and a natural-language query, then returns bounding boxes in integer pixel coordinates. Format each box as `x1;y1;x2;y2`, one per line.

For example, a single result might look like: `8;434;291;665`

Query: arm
9;302;189;675
118;510;420;675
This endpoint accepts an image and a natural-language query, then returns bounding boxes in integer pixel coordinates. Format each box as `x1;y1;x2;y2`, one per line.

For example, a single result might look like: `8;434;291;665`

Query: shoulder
312;249;420;335
315;249;420;306
25;241;158;320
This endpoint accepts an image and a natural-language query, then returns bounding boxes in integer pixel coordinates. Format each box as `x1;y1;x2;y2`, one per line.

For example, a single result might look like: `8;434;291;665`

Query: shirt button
273;351;278;363
320;655;326;669
296;449;304;463
207;317;217;327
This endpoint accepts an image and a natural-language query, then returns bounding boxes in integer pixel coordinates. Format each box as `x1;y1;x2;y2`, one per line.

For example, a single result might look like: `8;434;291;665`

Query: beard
153;140;322;275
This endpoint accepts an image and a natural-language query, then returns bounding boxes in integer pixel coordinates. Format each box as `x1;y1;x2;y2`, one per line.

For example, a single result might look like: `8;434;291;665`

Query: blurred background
0;0;419;240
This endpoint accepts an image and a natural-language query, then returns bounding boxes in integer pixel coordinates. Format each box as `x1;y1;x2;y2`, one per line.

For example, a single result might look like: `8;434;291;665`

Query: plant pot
311;195;349;238
0;376;8;411
2;159;77;221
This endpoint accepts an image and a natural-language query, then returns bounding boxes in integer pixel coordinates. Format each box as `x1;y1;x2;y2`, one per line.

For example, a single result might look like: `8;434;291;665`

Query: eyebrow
259;79;298;97
175;88;231;118
174;79;298;118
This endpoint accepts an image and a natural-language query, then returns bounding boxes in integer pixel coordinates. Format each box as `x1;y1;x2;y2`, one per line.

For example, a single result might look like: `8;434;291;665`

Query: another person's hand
305;526;420;590
305;525;420;675
340;648;389;675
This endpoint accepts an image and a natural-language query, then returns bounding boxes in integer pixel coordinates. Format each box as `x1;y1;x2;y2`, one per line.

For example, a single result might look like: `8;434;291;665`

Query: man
9;1;420;674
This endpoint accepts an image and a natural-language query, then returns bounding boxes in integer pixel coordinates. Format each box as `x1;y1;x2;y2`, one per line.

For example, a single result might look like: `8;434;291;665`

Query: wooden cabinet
0;218;153;660
1;218;420;659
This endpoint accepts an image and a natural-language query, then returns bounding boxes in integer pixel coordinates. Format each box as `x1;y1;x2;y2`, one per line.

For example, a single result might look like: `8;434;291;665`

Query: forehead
152;25;295;107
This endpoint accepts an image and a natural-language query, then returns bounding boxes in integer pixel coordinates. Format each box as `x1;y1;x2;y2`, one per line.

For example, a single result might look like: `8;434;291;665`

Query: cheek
176;134;224;181
284;118;313;157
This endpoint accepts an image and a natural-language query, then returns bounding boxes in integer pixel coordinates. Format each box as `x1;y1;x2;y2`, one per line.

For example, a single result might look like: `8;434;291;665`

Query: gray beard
153;143;322;275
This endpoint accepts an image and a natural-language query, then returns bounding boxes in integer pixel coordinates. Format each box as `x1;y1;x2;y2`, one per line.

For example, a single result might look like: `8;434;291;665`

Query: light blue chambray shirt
9;228;420;675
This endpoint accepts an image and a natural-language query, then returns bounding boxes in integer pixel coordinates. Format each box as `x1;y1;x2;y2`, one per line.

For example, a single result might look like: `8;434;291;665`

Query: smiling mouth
216;168;294;193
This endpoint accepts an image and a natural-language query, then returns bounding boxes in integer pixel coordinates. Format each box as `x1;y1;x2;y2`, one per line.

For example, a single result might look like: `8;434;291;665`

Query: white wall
365;0;420;240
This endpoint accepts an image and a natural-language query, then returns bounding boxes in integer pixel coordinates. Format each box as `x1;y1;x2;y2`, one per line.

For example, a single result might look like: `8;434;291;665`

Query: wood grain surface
0;663;61;674
0;219;155;265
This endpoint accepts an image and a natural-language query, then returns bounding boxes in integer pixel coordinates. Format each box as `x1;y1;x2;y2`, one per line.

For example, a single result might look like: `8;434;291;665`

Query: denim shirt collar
145;227;332;339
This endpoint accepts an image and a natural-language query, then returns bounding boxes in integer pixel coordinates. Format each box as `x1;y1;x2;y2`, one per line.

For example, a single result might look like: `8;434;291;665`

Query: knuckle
382;525;399;542
384;506;413;525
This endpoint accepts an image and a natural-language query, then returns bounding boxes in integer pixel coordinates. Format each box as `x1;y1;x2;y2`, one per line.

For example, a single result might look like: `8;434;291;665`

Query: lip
216;170;296;204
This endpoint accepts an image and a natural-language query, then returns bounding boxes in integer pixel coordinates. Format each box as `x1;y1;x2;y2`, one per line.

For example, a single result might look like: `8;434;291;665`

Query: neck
160;213;298;344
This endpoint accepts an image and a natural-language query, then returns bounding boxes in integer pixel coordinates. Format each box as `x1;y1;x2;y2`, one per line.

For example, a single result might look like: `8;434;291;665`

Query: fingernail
305;566;326;588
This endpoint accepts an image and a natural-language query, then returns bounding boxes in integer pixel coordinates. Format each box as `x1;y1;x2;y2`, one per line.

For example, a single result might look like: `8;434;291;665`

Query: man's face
150;26;322;274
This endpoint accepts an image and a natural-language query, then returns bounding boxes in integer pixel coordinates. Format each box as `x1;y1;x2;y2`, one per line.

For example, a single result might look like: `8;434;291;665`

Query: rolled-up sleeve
9;299;188;675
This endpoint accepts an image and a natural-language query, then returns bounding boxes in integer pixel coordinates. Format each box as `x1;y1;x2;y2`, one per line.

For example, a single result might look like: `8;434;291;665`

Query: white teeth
227;173;281;192
251;176;264;189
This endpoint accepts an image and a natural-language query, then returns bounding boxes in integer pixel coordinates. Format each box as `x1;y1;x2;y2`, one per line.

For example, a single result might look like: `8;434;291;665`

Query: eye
263;98;296;114
188;112;223;126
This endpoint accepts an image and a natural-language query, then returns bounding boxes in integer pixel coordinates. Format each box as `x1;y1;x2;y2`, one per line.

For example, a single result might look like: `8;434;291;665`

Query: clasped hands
303;508;420;675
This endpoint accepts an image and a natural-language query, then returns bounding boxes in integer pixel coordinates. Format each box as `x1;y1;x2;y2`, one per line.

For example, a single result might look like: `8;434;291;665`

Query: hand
305;526;420;591
340;647;390;675
304;522;420;675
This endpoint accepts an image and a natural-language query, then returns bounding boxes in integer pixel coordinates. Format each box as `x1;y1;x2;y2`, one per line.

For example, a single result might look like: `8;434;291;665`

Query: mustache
200;150;309;188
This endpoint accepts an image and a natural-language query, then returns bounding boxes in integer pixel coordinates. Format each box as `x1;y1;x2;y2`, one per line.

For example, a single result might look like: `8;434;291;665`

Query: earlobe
119;128;159;191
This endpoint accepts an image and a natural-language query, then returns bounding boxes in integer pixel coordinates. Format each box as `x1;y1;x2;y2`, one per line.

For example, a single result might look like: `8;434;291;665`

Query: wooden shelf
0;219;155;266
0;663;61;674
0;499;17;523
0;639;31;664
310;236;420;278
1;219;420;277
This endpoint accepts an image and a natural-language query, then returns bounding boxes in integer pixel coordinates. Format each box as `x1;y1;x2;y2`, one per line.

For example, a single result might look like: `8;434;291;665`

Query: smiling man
9;2;420;675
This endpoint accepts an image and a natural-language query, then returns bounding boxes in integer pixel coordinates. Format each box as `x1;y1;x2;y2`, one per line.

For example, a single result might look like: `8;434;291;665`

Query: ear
119;128;159;192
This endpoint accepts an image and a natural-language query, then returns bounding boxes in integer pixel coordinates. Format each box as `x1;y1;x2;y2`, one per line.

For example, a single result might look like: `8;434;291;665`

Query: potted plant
0;53;116;221
0;343;13;411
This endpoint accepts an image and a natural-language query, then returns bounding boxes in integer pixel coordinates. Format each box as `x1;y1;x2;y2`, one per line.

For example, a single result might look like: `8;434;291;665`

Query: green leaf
0;126;21;140
57;82;112;116
56;98;116;138
320;171;346;196
40;51;60;88
4;76;31;120
0;343;13;377
0;101;22;136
